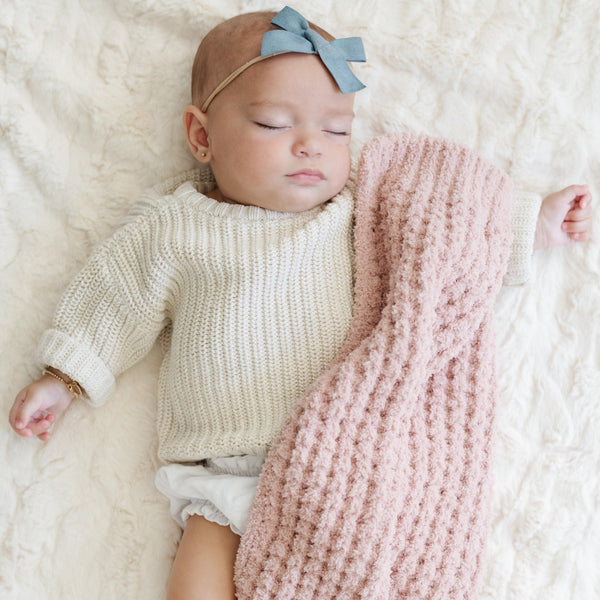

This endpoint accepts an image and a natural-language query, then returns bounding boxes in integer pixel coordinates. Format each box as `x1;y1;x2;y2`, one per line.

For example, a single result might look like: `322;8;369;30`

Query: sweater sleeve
36;214;171;406
503;190;542;286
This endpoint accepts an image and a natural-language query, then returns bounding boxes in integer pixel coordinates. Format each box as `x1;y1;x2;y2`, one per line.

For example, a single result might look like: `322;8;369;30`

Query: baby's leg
167;515;240;600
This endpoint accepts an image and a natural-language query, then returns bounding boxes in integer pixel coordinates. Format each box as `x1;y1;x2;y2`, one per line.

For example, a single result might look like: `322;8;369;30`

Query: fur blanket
1;2;599;599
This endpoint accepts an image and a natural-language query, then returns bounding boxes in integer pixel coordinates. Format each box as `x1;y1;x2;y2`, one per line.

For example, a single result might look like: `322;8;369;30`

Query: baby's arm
534;184;592;250
9;207;174;440
9;368;79;441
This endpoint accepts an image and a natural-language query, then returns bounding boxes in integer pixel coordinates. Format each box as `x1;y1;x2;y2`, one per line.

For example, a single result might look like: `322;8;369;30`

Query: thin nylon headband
200;52;287;112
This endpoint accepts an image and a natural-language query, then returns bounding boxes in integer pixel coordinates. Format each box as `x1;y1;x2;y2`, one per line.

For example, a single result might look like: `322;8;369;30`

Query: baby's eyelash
255;122;284;130
254;122;350;138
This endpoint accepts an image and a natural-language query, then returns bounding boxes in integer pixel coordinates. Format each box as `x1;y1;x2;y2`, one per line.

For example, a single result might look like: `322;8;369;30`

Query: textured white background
1;1;599;598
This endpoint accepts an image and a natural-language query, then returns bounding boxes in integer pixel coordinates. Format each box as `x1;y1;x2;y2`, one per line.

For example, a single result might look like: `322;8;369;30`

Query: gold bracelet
43;368;83;399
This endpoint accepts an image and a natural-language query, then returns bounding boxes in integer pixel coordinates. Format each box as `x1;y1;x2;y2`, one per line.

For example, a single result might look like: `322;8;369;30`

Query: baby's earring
200;152;207;157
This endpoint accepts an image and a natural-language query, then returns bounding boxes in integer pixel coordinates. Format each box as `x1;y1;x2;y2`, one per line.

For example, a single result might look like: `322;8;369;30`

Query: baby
8;7;592;600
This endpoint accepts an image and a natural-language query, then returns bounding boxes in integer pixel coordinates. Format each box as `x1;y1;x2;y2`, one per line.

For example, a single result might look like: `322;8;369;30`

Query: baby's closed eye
254;122;289;131
324;129;350;136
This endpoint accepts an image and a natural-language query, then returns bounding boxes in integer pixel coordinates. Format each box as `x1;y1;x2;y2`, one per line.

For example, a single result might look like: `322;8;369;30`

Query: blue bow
261;6;366;94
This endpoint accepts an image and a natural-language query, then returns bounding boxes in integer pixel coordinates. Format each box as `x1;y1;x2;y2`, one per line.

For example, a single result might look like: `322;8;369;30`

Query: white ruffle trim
155;456;265;535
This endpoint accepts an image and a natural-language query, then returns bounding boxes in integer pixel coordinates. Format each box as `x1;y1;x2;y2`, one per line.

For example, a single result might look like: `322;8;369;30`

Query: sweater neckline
175;180;348;223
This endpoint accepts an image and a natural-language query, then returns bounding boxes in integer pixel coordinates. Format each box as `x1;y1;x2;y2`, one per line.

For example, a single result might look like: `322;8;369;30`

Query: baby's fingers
9;392;29;434
9;390;43;435
567;199;592;219
562;218;592;241
28;413;56;440
13;411;55;440
562;184;590;204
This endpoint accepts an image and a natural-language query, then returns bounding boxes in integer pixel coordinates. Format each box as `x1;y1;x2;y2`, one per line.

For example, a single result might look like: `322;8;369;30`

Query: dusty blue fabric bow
261;6;366;93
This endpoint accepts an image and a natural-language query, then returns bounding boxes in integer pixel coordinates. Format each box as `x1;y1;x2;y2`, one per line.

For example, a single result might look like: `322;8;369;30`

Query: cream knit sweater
37;166;538;463
37;170;355;462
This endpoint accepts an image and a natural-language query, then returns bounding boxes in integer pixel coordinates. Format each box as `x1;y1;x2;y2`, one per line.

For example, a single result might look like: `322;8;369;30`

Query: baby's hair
191;11;335;109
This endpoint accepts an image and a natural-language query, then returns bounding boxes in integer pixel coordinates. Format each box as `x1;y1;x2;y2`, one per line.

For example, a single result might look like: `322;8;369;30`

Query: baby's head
183;7;365;213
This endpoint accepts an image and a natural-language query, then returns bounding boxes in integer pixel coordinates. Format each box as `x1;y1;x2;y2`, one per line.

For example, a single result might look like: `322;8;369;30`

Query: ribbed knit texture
36;179;355;462
503;191;542;285
234;133;514;600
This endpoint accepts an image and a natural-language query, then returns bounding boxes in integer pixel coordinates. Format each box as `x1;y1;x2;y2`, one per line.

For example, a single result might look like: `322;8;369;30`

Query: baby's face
204;53;355;212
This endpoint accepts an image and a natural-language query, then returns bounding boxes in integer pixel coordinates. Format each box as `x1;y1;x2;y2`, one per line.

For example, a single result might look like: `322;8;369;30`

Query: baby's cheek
332;149;352;186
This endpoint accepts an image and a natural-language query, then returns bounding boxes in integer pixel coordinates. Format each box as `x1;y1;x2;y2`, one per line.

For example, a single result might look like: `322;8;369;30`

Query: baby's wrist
533;221;545;251
42;367;83;399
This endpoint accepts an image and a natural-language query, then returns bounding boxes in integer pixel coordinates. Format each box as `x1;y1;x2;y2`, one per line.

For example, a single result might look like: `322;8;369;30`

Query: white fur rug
1;2;599;599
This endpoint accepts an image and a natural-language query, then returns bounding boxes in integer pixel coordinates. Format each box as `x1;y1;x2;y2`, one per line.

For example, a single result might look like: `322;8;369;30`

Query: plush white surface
1;1;599;599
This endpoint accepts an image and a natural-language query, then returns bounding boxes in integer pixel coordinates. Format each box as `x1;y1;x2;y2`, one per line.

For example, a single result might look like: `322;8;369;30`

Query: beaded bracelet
43;368;83;399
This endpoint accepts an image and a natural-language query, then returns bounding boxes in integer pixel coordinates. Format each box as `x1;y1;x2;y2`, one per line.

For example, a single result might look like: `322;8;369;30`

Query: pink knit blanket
235;133;513;599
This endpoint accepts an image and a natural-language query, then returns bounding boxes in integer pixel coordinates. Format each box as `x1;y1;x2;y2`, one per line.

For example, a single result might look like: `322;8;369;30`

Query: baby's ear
183;105;211;163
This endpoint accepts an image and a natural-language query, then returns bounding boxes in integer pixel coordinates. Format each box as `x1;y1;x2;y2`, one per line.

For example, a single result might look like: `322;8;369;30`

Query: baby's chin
256;191;341;213
212;187;342;213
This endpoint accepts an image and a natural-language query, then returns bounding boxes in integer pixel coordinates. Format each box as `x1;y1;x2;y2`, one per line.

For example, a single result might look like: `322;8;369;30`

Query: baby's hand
534;184;592;250
9;372;75;441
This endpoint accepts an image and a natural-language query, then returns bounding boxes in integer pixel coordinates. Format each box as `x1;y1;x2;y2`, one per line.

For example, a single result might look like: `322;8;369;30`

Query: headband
201;6;366;112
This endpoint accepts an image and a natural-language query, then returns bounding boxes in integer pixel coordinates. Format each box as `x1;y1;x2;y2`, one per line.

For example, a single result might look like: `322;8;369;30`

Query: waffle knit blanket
234;133;514;599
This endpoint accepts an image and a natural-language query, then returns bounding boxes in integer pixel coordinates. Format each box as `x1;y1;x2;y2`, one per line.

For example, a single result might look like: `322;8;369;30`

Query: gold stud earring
200;152;207;158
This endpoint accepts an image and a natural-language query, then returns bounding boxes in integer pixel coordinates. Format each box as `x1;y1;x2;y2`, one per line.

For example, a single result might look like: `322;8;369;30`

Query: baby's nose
292;131;322;158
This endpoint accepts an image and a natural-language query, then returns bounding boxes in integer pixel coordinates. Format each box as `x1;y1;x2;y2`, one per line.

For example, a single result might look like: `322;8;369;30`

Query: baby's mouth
286;169;325;183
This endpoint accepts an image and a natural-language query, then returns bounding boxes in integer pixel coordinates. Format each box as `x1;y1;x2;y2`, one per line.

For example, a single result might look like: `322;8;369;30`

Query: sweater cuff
503;191;542;286
36;329;115;406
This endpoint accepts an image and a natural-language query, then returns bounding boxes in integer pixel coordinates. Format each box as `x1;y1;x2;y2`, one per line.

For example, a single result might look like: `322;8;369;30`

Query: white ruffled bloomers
155;455;265;535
